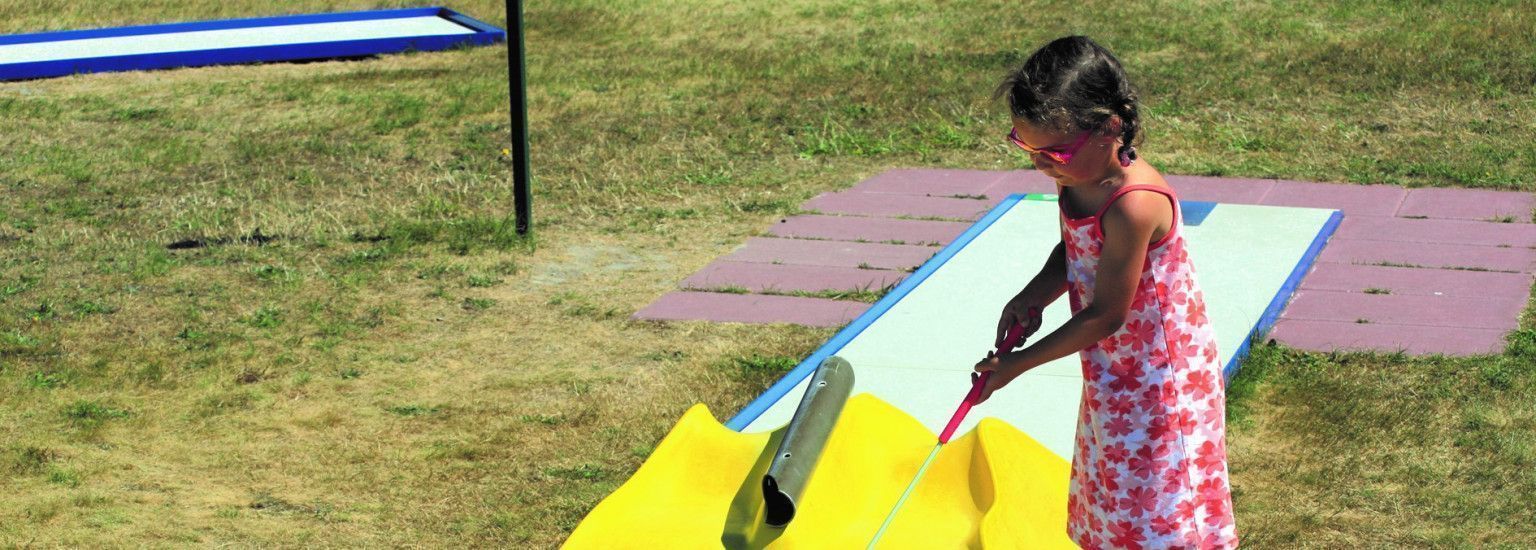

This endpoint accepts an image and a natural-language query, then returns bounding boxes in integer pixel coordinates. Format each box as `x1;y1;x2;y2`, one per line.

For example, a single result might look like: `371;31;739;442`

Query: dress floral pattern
1060;184;1238;549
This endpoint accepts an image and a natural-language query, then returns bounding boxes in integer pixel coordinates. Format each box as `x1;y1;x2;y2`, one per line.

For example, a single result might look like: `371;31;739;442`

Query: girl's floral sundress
1059;183;1239;549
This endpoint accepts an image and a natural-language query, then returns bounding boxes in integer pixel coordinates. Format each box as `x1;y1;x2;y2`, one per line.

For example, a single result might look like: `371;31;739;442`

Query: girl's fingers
978;378;997;404
973;354;998;373
995;312;1014;347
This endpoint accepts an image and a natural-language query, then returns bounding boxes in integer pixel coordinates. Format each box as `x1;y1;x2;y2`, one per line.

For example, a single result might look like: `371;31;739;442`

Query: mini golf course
563;168;1536;548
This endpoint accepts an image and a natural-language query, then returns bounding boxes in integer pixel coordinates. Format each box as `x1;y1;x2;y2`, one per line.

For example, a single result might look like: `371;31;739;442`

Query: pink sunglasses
1007;128;1091;165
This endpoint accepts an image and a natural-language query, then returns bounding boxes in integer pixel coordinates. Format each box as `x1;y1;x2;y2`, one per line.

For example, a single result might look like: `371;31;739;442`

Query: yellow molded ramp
564;394;1075;549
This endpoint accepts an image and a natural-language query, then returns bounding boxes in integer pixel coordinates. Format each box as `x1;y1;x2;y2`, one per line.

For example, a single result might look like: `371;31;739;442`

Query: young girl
971;36;1238;549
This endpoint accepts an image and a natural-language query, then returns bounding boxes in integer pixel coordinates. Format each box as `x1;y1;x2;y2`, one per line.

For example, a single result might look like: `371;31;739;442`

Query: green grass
1227;339;1536;546
0;0;1531;548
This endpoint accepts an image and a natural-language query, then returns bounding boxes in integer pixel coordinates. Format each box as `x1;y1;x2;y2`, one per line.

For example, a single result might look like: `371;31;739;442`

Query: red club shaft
937;320;1029;444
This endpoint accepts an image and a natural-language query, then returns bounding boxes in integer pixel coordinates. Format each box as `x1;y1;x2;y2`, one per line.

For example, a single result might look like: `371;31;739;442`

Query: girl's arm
1023;240;1070;304
976;191;1165;401
995;240;1069;347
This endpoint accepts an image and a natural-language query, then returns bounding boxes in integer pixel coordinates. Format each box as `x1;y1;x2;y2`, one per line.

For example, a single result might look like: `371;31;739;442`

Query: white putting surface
744;197;1336;460
0;16;473;65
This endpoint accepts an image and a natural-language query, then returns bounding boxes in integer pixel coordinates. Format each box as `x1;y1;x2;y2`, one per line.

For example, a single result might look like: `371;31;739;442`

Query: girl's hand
972;351;1021;405
996;294;1045;350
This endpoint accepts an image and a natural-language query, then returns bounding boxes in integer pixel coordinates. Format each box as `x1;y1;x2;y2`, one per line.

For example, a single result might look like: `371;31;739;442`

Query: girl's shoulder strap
1091;184;1178;221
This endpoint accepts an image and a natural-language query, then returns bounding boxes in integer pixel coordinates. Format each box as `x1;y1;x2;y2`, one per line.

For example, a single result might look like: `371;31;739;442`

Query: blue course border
1180;201;1217;226
1221;209;1344;381
724;194;1028;431
0;7;505;81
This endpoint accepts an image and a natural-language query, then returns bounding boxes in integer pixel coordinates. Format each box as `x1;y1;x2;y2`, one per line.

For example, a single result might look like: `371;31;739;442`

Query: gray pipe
761;356;855;527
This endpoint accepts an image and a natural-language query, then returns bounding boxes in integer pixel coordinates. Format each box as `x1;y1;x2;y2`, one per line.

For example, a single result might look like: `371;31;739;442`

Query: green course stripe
866;442;942;549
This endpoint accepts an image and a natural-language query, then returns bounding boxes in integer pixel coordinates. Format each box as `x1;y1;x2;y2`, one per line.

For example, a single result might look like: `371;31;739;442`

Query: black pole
508;0;531;235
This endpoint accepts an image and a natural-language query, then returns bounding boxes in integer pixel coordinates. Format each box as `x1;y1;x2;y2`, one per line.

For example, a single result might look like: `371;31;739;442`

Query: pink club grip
937;312;1034;444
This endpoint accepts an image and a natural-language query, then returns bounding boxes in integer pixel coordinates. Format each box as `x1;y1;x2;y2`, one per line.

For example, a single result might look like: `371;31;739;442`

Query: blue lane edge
724;194;1029;431
1221;209;1344;381
0;7;446;45
0;7;505;81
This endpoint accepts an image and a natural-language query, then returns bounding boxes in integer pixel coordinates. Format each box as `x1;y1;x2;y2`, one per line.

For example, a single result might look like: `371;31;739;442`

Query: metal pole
508;0;530;235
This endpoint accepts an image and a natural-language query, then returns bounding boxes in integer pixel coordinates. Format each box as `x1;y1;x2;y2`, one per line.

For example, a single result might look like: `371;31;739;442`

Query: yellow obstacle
564;394;1076;549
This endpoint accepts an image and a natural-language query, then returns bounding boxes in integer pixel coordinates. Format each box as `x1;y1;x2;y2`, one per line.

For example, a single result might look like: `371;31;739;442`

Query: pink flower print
1185;298;1209;326
1081;483;1100;509
1181;531;1204;549
1166;281;1190;307
1120;486;1160;518
1122;318;1159;352
1108;355;1141;378
1162;321;1186;346
1202;397;1224;428
1083;357;1102;382
1197;478;1227;507
1081;533;1105;550
1170;276;1188;296
1175;499;1199;523
1194;440;1225;475
1108;358;1145;393
1174;408;1198;436
1109;521;1147;550
1114;332;1136;351
1138;381;1177;412
1129;445;1166;480
1146;416;1177;443
1062;187;1234;546
1183;370;1217;399
1161;478;1181;497
1161;462;1186;494
1202;497;1229;527
1108;395;1136;417
1130;288;1151;312
1109;373;1144;394
1150;514;1181;536
1103;441;1131;464
1200;531;1232;547
1106;415;1135;438
1171;331;1201;362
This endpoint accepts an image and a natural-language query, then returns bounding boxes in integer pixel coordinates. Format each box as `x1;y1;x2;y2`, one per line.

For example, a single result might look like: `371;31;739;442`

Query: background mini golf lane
743;198;1338;460
636;169;1535;356
0;16;475;65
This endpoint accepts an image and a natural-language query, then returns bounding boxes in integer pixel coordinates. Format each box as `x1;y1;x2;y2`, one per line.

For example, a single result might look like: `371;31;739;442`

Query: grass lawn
1;0;1532;547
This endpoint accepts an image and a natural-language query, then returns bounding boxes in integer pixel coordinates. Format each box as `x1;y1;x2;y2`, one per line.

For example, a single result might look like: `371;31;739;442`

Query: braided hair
994;36;1142;167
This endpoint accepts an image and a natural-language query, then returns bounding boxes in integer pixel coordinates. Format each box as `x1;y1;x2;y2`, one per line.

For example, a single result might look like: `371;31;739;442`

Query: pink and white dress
1059;184;1239;549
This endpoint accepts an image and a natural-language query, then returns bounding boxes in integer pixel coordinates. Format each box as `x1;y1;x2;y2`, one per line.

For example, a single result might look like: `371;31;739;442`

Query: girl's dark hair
994;36;1141;164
